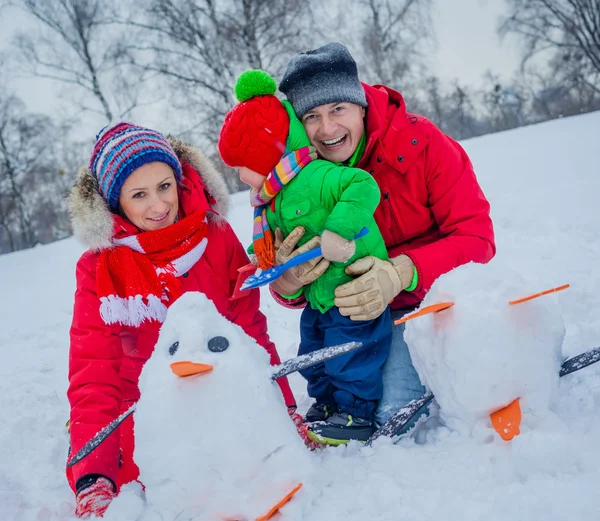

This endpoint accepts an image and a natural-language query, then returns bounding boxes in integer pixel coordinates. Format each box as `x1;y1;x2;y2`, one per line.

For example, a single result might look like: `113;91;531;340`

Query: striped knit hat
90;122;183;211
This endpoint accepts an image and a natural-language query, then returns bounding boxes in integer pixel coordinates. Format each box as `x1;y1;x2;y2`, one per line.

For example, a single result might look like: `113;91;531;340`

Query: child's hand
321;230;356;263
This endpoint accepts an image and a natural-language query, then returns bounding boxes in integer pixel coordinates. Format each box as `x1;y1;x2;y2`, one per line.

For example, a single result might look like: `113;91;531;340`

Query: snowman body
134;292;313;520
404;263;565;433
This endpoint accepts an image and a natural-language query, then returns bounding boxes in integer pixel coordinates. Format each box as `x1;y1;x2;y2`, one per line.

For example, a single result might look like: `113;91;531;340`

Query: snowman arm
67;252;124;487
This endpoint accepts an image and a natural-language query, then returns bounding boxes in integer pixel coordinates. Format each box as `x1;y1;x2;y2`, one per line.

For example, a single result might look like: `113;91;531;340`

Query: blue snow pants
374;307;428;431
298;305;392;420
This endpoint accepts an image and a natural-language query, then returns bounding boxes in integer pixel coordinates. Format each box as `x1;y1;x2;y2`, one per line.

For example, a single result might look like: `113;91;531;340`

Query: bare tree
352;0;434;90
500;0;600;91
127;0;315;148
0;89;78;253
415;76;486;140
10;0;149;123
480;73;530;132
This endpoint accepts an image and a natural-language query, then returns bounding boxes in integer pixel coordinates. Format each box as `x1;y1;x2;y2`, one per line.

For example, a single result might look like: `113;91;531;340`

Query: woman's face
118;162;179;232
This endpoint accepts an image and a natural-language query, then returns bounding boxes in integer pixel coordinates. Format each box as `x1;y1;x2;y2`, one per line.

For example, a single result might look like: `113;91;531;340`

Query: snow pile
405;262;566;434
128;292;314;521
3;112;600;521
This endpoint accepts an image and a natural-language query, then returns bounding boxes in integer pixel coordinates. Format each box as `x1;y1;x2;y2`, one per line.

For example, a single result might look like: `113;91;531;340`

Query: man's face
301;102;366;163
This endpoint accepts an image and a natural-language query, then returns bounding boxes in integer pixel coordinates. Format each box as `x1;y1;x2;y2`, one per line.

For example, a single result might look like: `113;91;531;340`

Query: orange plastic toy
256;483;303;521
170;361;213;377
508;284;570;305
394;302;454;325
490;399;522;441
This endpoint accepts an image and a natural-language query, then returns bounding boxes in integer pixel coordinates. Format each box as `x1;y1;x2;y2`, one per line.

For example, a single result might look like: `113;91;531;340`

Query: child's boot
306;412;375;445
303;402;337;423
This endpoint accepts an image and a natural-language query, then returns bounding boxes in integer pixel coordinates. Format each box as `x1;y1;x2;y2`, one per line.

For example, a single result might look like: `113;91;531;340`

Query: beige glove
270;226;331;297
334;255;415;321
321;230;356;263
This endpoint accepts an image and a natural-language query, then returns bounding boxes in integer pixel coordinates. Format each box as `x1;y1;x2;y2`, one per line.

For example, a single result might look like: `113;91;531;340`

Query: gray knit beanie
279;42;368;118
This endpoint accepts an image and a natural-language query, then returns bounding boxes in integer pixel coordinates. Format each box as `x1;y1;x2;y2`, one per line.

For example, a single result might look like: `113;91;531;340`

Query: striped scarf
250;146;316;269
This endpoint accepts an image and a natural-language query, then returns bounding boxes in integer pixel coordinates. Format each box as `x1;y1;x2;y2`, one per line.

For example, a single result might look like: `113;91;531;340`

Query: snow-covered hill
2;111;600;520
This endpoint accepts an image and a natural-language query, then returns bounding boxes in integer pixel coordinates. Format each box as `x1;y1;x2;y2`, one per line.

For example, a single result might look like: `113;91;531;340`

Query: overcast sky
432;0;520;86
0;0;522;131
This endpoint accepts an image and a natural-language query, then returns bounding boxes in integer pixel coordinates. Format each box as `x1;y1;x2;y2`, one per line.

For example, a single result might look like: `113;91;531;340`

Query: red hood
361;83;412;163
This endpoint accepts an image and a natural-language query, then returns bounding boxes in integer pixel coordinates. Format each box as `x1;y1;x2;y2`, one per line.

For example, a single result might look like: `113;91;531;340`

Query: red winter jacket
273;83;495;310
67;139;294;491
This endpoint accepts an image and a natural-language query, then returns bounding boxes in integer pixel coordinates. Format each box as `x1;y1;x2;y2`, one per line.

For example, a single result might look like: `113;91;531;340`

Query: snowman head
154;292;266;378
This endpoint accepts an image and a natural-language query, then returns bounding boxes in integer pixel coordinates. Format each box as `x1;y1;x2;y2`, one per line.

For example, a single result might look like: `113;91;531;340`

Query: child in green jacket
218;70;394;445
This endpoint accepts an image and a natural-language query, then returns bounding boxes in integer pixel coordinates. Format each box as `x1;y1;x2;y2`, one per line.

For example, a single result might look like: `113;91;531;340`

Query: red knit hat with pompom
218;70;290;176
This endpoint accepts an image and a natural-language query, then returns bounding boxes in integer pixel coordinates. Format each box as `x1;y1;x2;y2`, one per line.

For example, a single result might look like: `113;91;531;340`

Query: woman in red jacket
66;122;296;518
270;42;496;442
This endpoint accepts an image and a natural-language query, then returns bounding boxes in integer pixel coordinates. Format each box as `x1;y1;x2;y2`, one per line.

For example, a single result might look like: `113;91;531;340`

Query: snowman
133;292;315;521
403;261;566;440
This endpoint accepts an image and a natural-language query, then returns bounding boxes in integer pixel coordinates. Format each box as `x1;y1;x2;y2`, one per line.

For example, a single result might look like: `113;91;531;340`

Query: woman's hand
269;226;330;296
75;476;116;519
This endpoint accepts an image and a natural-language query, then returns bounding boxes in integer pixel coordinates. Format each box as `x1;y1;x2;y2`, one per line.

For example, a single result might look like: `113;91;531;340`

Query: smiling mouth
148;211;169;222
322;135;347;147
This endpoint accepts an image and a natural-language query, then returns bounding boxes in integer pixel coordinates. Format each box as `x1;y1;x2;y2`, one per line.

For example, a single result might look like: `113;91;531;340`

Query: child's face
237;167;265;190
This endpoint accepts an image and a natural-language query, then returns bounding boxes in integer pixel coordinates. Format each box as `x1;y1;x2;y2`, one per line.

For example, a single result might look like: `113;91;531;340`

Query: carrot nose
170;361;214;377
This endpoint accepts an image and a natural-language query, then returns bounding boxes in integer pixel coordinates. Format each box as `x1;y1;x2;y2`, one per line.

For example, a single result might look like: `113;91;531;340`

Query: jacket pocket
279;197;320;236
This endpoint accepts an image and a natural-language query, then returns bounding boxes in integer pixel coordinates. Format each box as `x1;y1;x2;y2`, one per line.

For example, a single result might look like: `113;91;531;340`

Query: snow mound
133;292;314;520
405;262;566;434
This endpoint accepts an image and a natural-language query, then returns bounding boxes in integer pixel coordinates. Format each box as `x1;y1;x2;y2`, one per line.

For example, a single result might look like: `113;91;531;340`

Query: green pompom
234;70;277;102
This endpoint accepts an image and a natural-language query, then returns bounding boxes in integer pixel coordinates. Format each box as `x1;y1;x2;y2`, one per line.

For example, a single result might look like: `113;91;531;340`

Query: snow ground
1;111;600;520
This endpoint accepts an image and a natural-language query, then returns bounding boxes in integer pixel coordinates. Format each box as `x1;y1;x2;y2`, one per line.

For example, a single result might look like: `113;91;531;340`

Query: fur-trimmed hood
68;137;230;251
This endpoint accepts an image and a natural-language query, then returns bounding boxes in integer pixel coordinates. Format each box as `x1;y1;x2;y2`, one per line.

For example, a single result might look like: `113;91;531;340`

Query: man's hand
270;226;330;296
334;255;415;321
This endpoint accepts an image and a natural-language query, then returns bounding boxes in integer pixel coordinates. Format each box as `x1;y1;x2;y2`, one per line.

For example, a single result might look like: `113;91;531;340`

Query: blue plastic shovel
240;227;369;291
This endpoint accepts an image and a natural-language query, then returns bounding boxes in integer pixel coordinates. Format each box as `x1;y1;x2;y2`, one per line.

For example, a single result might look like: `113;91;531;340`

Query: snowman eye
208;336;229;353
168;341;179;356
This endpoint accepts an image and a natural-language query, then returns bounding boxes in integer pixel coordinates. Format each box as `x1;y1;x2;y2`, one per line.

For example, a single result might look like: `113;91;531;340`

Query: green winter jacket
251;101;388;313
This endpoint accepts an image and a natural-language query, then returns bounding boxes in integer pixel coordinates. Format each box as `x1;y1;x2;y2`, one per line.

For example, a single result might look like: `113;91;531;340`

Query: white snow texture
405;262;565;434
1;111;600;521
132;292;314;521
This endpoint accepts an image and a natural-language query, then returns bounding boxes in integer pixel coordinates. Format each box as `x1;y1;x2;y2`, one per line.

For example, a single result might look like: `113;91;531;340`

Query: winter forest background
0;0;598;254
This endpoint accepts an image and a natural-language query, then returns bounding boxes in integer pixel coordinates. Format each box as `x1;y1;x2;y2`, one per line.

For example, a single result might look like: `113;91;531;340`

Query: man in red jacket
272;42;496;436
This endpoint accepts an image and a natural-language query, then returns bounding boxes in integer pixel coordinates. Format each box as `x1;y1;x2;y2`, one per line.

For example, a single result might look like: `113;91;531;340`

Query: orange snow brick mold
170;361;214;377
490;398;522;441
256;482;303;521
